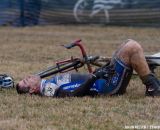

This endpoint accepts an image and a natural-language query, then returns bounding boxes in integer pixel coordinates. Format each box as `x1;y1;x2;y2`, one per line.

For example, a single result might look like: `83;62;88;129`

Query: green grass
0;25;160;130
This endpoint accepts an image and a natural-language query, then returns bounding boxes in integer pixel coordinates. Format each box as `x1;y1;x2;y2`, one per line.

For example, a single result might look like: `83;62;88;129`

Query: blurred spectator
19;0;42;26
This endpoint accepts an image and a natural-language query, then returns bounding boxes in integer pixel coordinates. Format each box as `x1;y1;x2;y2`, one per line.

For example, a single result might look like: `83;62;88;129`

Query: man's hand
93;65;115;79
93;68;108;79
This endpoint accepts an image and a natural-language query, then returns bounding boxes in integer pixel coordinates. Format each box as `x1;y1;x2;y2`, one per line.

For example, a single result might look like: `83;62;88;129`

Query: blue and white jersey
40;73;97;96
40;58;133;97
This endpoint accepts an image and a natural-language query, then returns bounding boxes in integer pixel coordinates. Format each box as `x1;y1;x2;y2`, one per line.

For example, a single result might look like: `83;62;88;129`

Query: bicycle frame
36;39;99;78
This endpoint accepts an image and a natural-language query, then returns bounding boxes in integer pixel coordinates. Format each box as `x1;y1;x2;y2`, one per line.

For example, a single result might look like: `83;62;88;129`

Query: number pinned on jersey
43;83;59;97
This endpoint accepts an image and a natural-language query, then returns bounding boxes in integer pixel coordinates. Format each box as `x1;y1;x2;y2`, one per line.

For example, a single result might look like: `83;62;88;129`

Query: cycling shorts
93;57;133;95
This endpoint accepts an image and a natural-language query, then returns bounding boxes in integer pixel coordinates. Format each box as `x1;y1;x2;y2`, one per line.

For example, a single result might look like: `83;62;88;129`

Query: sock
141;73;154;85
141;73;160;88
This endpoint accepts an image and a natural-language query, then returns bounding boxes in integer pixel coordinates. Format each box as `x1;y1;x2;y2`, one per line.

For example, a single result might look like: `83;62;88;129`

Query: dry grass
0;25;160;130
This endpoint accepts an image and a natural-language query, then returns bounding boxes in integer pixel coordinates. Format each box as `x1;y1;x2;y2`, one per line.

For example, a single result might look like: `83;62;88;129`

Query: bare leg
115;39;150;77
114;39;160;96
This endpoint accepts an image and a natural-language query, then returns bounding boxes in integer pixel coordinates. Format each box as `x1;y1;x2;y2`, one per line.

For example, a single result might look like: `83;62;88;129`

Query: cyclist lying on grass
16;39;160;97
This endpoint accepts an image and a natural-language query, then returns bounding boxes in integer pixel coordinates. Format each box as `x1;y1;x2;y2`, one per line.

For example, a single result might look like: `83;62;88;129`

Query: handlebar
62;39;87;58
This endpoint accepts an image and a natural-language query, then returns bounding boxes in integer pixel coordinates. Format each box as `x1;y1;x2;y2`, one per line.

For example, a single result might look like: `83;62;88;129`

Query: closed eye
23;79;27;84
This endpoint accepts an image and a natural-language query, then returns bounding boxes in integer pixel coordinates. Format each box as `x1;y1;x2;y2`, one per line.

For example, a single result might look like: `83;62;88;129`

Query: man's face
18;75;41;94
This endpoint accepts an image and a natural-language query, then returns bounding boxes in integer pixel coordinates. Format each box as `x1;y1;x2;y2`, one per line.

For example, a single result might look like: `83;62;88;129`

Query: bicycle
36;39;160;78
36;39;110;78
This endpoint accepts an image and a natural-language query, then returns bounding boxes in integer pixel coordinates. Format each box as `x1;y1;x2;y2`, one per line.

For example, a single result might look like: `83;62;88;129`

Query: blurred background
0;0;160;27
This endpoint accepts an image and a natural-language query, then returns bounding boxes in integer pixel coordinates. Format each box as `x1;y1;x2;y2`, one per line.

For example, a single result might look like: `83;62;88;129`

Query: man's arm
56;69;107;98
56;74;97;97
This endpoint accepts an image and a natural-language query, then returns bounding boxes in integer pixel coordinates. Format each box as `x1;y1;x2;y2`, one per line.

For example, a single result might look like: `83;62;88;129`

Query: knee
125;39;143;54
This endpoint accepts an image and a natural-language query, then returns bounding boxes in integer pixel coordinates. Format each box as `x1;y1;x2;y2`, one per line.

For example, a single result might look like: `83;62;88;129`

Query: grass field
0;25;160;130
